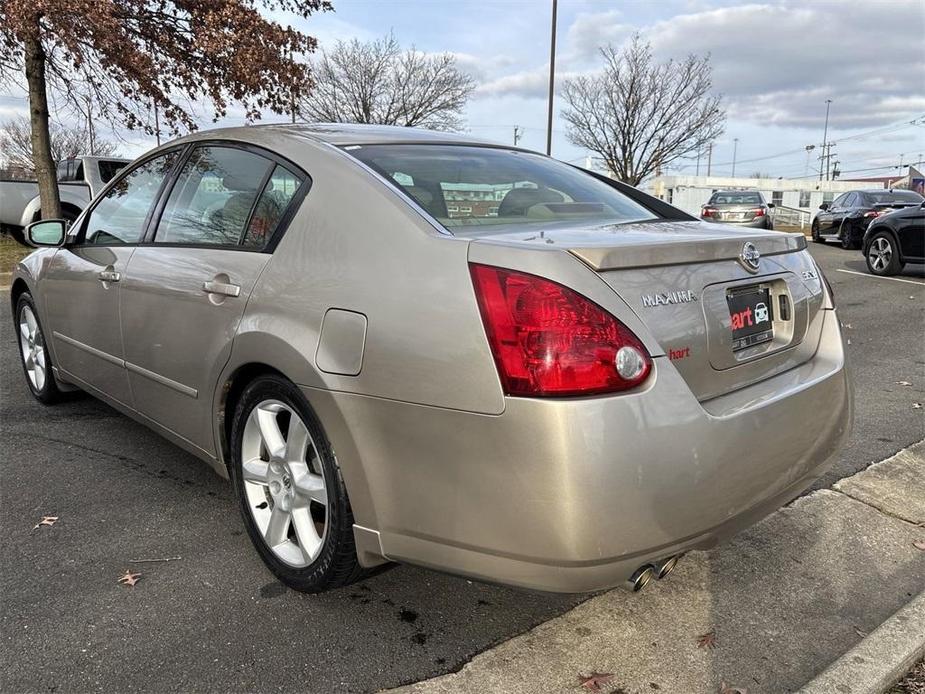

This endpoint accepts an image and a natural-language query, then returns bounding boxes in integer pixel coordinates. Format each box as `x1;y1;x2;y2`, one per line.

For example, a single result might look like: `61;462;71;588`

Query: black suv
862;202;925;276
811;189;924;249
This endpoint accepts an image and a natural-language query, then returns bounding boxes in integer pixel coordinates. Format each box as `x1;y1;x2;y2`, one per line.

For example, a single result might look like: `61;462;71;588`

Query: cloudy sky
3;0;924;180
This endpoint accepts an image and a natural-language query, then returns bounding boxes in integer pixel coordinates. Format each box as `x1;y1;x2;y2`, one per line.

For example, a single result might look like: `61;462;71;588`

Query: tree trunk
23;24;61;220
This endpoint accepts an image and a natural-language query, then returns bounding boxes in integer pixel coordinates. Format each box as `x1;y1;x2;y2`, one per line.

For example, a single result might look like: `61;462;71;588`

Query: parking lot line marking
835;269;925;286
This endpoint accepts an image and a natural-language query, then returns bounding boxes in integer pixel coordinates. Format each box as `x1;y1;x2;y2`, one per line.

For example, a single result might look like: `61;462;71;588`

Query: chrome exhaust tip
652;555;679;579
624;565;655;592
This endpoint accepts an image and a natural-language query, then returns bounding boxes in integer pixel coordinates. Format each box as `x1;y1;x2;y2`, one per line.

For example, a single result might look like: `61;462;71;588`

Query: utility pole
513;126;523;147
731;138;739;177
707;142;713;176
696;148;701;176
289;49;297;123
545;0;558;156
153;99;161;146
819;99;832;181
85;95;95;156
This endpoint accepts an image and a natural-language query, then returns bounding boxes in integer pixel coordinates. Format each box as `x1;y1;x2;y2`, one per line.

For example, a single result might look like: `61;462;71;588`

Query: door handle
202;280;241;298
98;270;121;283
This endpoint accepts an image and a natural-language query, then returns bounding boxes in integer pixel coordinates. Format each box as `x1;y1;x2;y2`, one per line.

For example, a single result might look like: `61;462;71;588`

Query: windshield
709;191;762;205
346;144;657;235
866;190;924;205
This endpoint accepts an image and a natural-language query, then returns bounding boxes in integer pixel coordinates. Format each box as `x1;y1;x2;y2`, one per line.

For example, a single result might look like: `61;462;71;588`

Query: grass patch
0;235;32;279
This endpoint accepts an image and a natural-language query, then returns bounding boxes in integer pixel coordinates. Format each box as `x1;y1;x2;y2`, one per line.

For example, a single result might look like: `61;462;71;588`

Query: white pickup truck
0;156;129;244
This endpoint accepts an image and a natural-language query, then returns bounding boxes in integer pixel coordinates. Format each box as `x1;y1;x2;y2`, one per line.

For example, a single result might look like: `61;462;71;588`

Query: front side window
81;151;179;245
348;144;656;235
155;146;275;246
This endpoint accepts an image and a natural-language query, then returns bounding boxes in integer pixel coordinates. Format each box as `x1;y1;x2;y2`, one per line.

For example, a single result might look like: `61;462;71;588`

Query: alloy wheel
18;305;46;392
868;236;892;272
240;400;328;567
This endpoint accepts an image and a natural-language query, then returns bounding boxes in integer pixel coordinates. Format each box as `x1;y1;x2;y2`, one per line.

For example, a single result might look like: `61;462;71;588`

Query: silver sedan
11;124;851;594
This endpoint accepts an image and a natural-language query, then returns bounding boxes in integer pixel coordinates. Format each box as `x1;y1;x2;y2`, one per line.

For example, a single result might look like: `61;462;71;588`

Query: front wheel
230;375;365;592
811;221;824;243
15;292;64;404
866;232;903;276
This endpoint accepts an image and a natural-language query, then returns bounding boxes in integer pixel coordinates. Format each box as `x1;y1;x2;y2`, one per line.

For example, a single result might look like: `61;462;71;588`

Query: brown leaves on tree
32;515;58;529
118;571;142;587
2;0;332;136
578;672;615;691
697;631;718;649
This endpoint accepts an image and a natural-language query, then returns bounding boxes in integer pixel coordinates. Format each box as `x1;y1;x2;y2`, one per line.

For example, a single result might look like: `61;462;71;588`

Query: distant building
643;174;876;219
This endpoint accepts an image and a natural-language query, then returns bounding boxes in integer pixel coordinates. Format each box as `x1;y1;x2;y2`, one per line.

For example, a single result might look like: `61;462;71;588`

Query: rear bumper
306;309;851;593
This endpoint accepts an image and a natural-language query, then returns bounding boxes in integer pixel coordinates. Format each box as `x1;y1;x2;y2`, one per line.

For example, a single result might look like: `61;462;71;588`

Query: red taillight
701;206;715;218
753;207;766;217
469;263;652;397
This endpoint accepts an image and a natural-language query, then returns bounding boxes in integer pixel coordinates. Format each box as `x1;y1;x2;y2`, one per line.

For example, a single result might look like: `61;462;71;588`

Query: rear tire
811;221;824;243
865;232;903;276
840;224;859;250
230;374;365;593
15;292;64;404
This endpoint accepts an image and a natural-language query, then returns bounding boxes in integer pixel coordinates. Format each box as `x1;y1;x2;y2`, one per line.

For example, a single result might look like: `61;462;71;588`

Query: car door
816;194;840;234
895;207;925;261
835;192;860;238
42;150;182;405
119;144;308;455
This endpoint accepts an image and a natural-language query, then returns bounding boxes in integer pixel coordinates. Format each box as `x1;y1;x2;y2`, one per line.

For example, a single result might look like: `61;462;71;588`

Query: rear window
346;144;656;235
708;191;762;205
865;190;924;205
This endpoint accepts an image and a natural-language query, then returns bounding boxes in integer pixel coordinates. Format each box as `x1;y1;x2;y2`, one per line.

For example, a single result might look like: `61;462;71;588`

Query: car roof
251;122;491;147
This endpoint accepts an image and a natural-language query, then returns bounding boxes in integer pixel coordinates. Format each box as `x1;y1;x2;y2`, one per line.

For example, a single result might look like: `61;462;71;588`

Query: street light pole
545;0;558;156
731;138;739;177
819;99;832;181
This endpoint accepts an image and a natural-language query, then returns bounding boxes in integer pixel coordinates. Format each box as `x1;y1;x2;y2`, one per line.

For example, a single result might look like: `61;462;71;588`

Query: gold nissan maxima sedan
11;124;852;593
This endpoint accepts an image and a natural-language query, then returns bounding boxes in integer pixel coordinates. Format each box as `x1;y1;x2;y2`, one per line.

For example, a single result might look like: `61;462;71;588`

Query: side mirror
767;203;775;208
819;203;829;211
26;219;67;248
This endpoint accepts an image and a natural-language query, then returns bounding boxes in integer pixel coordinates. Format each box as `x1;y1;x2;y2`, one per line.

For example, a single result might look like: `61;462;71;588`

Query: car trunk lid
468;220;826;401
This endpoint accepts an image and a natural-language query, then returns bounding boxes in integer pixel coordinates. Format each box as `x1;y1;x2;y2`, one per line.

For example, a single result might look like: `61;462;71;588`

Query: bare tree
1;0;329;219
0;115;120;177
562;36;725;185
302;34;475;131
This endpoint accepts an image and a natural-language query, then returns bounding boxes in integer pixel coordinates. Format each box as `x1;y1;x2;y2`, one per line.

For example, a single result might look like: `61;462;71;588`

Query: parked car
811;189;924;249
862;201;925;276
700;190;774;229
10;124;851;595
0;155;129;244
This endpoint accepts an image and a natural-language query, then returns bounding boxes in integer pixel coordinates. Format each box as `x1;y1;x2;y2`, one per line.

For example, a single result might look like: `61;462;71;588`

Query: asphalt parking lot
1;241;923;693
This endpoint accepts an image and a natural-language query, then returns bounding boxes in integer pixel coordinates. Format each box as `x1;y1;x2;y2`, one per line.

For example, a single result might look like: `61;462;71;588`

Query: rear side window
155;146;275;246
241;165;304;250
81;151;180;245
98;160;128;183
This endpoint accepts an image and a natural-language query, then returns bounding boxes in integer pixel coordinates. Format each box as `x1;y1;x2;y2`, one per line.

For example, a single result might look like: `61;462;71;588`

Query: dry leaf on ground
913;540;925;551
697;631;718;649
719;681;748;694
118;571;142;587
32;516;58;529
578;672;614;691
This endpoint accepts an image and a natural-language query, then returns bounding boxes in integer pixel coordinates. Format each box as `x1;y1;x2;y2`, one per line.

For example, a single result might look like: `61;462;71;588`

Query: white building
644;175;875;219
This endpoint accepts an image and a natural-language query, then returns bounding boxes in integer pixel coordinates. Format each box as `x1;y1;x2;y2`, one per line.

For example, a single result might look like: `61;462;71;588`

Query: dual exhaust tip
624;555;680;592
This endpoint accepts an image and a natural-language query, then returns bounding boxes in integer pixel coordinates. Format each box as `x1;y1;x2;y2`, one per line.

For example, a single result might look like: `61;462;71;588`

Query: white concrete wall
646;175;874;218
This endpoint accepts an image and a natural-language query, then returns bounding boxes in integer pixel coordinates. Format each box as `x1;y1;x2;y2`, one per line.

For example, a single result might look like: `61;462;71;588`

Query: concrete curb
798;589;925;694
